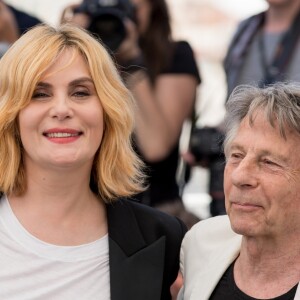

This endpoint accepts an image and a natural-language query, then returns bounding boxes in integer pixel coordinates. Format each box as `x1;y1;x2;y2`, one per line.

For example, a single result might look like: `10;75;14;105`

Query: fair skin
224;111;300;298
9;49;107;246
0;1;19;43
264;0;300;32
130;0;151;35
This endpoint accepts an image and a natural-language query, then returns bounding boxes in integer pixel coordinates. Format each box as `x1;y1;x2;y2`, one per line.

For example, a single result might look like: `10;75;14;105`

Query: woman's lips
43;129;83;143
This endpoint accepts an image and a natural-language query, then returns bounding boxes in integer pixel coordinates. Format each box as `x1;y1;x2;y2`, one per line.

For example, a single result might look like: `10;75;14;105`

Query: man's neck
264;2;300;33
233;236;300;298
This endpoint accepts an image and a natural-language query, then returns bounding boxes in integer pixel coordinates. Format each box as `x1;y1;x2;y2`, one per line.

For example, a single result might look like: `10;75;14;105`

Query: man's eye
263;159;276;166
227;152;243;164
231;152;243;159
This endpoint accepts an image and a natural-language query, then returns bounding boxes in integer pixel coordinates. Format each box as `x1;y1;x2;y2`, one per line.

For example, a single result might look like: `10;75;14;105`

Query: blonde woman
0;24;186;299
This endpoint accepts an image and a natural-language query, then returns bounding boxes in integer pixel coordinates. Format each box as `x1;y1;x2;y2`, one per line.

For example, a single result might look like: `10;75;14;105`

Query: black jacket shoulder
107;198;187;252
106;198;187;300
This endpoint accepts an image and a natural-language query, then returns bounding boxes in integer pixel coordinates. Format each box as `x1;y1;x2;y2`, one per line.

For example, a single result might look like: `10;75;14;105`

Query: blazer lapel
107;200;166;300
190;234;241;300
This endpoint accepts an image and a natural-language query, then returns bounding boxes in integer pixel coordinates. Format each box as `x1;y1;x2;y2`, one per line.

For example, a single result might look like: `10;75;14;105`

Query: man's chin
229;216;260;237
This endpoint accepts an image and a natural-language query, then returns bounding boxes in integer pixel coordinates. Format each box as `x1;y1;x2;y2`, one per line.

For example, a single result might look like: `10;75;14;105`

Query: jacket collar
106;199;166;300
107;199;146;256
189;236;241;299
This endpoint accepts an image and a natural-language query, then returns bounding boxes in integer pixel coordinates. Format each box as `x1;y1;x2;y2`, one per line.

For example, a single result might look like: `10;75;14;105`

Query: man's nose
230;156;259;189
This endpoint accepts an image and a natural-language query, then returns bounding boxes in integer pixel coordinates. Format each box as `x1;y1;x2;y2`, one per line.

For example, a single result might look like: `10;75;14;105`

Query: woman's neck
7;166;107;246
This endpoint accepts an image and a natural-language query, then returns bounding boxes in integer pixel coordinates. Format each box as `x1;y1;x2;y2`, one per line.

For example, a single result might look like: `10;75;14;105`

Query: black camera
189;126;226;216
75;0;136;52
189;127;224;162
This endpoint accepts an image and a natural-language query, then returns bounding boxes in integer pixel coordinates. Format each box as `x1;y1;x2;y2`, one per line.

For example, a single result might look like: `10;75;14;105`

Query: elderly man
178;82;300;299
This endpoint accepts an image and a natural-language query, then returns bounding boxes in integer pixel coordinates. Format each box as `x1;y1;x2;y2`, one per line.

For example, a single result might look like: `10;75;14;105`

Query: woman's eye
32;91;49;99
74;92;89;97
73;89;90;98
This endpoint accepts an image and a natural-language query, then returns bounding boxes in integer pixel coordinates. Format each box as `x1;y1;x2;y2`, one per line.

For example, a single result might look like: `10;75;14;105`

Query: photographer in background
0;0;41;58
62;0;201;214
186;0;300;218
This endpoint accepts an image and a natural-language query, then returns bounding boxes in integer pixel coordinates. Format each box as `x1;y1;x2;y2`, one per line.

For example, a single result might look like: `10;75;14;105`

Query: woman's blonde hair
0;23;145;202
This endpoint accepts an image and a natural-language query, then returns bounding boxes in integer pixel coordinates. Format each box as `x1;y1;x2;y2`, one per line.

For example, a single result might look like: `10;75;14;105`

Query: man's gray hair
223;82;300;156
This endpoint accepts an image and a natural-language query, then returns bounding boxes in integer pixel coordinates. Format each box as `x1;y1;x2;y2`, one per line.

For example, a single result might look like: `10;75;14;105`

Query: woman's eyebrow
36;77;94;88
35;82;51;88
69;77;94;87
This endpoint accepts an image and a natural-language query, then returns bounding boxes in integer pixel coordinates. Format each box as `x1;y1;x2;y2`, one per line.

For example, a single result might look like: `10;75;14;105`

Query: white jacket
178;215;300;300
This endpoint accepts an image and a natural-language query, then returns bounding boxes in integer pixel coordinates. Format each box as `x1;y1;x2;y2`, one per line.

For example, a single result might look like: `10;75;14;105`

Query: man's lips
231;201;263;211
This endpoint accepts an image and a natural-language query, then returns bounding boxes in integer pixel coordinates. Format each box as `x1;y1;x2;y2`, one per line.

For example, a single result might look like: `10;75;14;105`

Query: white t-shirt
0;195;110;300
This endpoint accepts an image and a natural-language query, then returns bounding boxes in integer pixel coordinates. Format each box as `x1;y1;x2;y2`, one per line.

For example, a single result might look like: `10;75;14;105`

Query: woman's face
18;49;104;171
131;0;152;35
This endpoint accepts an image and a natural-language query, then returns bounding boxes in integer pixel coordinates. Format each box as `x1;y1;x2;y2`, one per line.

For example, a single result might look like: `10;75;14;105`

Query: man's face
224;111;300;240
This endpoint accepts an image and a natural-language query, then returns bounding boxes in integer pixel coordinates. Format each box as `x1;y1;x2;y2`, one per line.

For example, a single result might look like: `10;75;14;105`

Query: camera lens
88;14;126;52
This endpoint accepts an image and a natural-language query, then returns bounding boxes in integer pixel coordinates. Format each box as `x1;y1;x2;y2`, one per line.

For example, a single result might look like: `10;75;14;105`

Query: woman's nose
49;96;74;121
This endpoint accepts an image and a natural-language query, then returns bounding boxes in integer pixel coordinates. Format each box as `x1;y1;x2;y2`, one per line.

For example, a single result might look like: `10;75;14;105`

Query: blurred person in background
186;0;300;218
178;82;300;299
61;0;201;214
225;0;300;96
0;23;187;299
0;0;40;57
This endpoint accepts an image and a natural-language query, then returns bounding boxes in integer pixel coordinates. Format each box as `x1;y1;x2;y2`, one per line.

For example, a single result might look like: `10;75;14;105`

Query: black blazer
106;198;187;300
